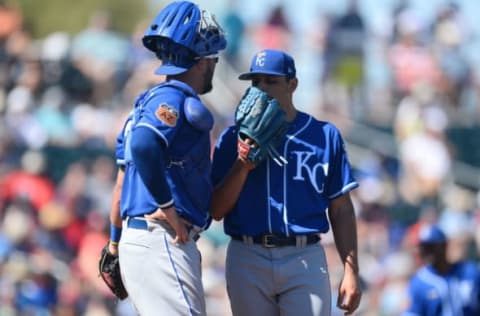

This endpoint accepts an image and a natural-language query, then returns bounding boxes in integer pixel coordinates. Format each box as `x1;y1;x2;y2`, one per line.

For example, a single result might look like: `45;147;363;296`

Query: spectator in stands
325;0;366;98
252;5;292;51
389;9;442;99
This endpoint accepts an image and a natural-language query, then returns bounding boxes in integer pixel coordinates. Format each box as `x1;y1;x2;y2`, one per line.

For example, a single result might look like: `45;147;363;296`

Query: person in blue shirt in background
403;224;480;316
210;49;362;316
106;1;226;315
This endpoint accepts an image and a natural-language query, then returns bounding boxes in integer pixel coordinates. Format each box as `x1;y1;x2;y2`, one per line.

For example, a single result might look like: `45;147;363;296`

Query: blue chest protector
118;80;213;228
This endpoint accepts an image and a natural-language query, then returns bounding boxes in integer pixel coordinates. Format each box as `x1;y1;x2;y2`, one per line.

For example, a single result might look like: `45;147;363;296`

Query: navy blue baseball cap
418;225;447;244
239;49;296;80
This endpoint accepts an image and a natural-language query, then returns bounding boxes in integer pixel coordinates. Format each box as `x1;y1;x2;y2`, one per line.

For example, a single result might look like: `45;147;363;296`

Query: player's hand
237;137;257;170
337;269;362;315
145;207;189;244
108;241;119;256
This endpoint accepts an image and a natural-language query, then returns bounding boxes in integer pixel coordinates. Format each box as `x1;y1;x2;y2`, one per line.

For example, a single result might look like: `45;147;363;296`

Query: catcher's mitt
98;244;128;300
235;87;289;165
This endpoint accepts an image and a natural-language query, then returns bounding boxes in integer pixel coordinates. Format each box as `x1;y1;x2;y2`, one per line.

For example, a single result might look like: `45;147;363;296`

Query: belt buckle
262;234;277;248
167;159;185;168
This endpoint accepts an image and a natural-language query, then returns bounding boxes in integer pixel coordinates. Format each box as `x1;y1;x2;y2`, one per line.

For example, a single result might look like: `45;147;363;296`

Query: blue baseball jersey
404;261;480;316
211;111;358;236
116;80;213;228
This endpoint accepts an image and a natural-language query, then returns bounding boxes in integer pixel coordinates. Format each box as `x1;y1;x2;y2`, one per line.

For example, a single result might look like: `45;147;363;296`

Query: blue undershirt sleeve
130;126;174;209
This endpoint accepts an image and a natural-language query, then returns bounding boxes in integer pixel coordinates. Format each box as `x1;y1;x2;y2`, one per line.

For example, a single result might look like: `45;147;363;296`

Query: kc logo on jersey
292;151;328;194
156;103;178;127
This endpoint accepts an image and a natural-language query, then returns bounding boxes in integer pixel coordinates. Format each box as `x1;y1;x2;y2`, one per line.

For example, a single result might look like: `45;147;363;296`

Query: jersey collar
288;111;308;132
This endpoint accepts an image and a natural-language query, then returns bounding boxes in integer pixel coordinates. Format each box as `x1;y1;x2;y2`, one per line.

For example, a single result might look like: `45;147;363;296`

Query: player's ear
287;77;298;93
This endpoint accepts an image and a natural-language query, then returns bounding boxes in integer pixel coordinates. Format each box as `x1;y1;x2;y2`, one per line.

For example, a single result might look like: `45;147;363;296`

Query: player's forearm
110;168;125;228
210;159;250;220
328;194;359;275
109;168;125;254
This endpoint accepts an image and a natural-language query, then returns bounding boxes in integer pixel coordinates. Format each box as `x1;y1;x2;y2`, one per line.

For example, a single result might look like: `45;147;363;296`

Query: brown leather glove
98;243;128;300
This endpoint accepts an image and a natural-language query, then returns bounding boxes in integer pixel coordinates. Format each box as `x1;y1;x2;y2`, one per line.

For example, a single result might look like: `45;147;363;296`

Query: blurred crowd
0;0;479;315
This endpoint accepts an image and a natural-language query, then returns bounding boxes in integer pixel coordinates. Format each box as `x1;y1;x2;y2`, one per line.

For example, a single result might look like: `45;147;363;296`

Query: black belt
230;234;320;248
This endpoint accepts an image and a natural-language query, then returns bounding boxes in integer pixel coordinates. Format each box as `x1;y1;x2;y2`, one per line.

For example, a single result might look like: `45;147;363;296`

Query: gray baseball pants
226;239;331;316
119;217;205;316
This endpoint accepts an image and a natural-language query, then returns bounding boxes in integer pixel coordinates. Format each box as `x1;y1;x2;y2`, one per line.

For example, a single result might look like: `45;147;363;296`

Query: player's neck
167;66;203;94
432;260;453;275
285;105;297;122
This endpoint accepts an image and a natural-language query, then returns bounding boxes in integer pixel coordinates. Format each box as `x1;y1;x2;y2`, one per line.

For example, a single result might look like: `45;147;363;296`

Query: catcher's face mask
143;1;226;75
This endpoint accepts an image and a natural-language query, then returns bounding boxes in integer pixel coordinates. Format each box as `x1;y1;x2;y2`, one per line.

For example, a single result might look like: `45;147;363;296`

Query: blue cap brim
238;71;286;80
155;64;190;75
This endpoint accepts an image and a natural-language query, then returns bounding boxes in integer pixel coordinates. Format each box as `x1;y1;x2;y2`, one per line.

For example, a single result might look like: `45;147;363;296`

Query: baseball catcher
98;243;128;300
235;86;289;165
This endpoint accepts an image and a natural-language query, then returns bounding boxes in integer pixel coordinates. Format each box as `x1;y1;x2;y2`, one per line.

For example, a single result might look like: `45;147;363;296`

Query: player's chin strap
268;146;288;166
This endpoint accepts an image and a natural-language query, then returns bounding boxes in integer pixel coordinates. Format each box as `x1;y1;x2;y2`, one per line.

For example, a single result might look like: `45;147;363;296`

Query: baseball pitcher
211;49;362;316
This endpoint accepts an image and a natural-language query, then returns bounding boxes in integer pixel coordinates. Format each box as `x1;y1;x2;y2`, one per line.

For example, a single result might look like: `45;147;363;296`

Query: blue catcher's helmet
143;1;227;75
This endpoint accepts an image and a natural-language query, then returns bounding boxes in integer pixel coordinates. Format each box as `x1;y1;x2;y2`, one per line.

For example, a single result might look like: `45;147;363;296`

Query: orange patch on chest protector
156;103;178;127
